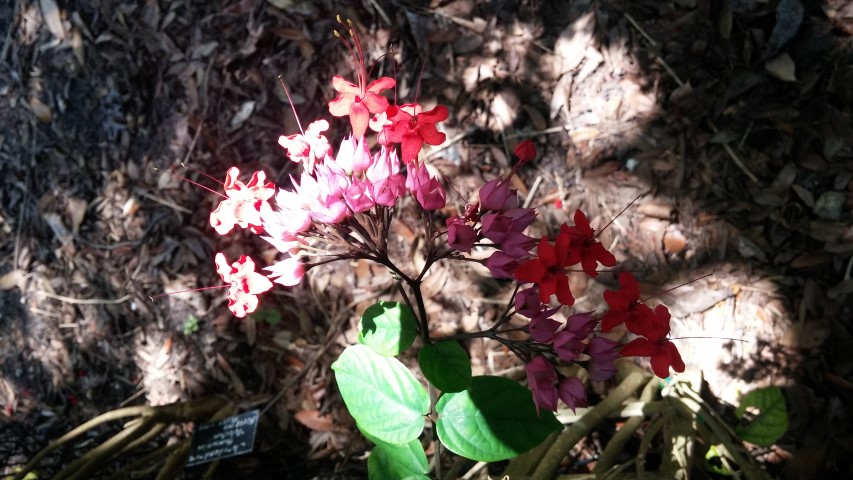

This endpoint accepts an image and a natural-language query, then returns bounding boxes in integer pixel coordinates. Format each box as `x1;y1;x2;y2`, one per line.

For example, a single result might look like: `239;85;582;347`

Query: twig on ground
36;291;131;305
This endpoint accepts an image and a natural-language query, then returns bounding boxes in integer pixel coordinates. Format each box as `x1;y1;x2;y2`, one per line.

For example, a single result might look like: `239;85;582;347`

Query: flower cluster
201;18;684;416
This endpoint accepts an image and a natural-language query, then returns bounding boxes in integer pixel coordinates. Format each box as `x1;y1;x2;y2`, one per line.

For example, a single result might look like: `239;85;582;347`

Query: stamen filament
153;167;226;198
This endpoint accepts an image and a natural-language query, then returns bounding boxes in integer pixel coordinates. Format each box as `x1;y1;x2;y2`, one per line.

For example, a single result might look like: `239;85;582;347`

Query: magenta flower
479;178;515;211
528;313;562;343
485;251;521;279
446;216;477;253
552;331;585;362
586;337;620;381
558;377;587;412
527;356;558;415
405;162;446;211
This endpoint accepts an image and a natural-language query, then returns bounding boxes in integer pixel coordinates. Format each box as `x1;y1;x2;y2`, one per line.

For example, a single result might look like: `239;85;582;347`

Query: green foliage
358;301;418;356
735;386;788;446
367;438;429;480
182;315;199;336
332;344;429;444
435;376;562;462
418;341;472;393
250;307;282;326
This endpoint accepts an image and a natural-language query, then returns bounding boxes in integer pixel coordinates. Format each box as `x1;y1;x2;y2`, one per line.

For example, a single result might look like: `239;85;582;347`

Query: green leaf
735;386;788;446
332;344;429;444
368;438;429;480
358;301;418;356
436;376;562;462
418;341;472;393
251;307;282;326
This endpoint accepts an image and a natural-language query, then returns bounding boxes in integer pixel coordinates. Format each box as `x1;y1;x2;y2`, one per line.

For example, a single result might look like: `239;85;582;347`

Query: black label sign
186;410;260;467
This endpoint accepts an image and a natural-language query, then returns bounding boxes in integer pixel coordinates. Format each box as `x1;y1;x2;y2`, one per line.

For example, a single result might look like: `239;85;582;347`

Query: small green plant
735;386;788;446
182;315;199;336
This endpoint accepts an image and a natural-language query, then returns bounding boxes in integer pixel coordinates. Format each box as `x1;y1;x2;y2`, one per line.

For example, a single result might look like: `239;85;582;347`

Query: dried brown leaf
66;197;87;234
294;410;335;432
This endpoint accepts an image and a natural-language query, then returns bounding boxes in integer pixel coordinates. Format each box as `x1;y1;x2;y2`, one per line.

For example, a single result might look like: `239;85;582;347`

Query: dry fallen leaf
294;410;335;432
0;270;24;290
765;53;797;82
66;197;87;234
28;97;52;123
39;0;67;40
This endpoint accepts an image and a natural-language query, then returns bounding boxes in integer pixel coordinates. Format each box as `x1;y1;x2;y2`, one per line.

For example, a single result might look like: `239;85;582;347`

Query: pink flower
446;216;478;253
383;103;448;164
366;146;400;184
278;119;332;173
334;134;373;176
372;175;406;207
558;377;587;412
479;179;516;211
210;168;275;235
328;75;396;139
345;178;375;213
214;253;273;318
406;162;446;211
265;257;305;286
527;356;558;415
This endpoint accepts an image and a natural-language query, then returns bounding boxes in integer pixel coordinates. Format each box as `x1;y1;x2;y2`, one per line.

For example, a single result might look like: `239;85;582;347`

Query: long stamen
413;55;427;110
639;273;714;303
180;162;223;185
278;76;304;135
669;336;749;342
154;166;226;198
346;18;366;93
594;194;642;240
334;28;360;92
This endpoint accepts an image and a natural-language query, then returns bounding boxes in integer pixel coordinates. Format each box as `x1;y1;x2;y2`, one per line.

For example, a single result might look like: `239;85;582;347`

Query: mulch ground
1;0;852;478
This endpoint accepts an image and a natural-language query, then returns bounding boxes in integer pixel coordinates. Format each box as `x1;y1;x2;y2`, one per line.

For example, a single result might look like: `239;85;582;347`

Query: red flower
514;230;575;306
600;272;656;334
619;305;684;379
215;253;274;318
561;209;616;277
513;139;536;164
328;75;396;139
383;103;448;164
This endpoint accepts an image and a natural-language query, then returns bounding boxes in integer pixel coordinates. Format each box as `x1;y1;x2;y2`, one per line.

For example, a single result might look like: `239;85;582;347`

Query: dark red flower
619;304;684;379
513;139;536;164
514;230;575;306
600;272;656;334
561;209;616;277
